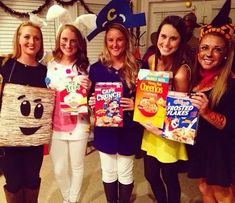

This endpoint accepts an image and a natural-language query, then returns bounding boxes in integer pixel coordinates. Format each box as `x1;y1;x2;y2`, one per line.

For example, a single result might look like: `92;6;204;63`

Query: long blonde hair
100;23;139;90
12;21;44;61
210;42;234;108
1;21;44;65
194;32;234;108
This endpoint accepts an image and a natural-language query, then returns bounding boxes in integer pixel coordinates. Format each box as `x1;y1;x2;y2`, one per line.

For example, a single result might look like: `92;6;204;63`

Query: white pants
50;138;88;202
99;151;134;184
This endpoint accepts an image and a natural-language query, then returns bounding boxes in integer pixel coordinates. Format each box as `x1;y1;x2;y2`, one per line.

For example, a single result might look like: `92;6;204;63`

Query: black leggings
1;145;44;192
144;153;181;203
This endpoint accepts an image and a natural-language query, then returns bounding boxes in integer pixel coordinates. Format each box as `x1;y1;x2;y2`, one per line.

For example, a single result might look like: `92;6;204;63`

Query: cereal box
133;69;170;128
94;82;123;127
60;75;88;115
162;91;199;145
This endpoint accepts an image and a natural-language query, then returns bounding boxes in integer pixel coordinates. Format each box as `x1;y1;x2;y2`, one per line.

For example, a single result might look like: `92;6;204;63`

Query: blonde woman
88;23;143;203
189;18;235;203
0;21;46;203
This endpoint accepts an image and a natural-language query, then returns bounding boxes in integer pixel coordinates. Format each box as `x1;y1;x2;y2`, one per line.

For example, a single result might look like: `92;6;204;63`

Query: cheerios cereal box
162;91;199;145
133;69;170;128
60;75;88;115
94;82;123;127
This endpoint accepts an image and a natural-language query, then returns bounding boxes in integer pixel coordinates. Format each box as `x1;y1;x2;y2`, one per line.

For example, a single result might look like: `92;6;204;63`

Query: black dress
89;61;144;156
188;78;235;187
0;58;47;192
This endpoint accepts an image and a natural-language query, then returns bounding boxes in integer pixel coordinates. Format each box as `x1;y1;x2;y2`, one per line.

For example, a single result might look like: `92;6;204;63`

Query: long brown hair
53;24;89;73
100;23;139;90
152;15;187;75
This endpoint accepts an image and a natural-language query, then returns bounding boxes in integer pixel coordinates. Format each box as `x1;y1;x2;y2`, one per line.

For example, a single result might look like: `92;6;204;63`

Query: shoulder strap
0;57;4;67
149;55;156;71
8;59;16;83
181;63;192;81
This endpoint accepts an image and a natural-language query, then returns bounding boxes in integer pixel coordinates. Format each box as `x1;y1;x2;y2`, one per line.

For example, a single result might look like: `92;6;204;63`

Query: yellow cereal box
133;69;170;128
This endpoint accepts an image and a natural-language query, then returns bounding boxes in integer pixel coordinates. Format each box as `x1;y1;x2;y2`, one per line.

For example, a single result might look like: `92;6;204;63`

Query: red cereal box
94;82;123;127
60;75;88;115
133;69;170;128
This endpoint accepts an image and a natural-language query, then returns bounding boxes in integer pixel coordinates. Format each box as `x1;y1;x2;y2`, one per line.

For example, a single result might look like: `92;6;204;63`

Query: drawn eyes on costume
18;95;44;119
34;103;44;119
21;100;30;116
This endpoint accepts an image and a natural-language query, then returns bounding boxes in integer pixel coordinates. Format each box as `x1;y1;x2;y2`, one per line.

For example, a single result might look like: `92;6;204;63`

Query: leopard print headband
200;23;234;40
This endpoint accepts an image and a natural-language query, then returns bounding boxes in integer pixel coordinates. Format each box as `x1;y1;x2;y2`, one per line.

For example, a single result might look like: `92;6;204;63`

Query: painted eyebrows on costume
18;95;41;103
34;99;42;103
18;95;26;100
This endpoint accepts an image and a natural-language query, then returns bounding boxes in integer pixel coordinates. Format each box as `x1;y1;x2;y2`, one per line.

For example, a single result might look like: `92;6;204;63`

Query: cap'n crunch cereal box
162;91;199;145
94;82;123;127
133;69;170;128
60;75;88;115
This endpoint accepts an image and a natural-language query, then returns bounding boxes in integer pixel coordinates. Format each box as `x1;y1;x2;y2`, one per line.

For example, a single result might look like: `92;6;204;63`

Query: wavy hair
99;23;139;90
53;24;89;73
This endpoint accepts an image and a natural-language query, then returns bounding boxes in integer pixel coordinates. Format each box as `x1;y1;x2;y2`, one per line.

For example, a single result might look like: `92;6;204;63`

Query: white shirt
46;60;90;140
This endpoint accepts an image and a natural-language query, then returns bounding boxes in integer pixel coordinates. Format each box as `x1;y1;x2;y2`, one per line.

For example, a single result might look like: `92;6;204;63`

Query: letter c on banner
107;8;117;21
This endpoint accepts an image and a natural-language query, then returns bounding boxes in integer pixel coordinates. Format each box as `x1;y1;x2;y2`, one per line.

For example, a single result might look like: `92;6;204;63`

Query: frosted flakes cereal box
133;69;170;128
162;91;199;145
94;82;123;127
60;75;88;115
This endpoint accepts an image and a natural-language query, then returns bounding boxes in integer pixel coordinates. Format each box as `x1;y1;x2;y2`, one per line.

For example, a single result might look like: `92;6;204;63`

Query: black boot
24;177;41;203
103;181;118;203
24;187;40;203
4;185;24;203
119;182;134;203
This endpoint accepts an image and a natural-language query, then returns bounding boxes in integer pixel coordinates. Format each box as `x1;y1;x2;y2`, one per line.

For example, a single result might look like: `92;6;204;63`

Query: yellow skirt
141;129;188;163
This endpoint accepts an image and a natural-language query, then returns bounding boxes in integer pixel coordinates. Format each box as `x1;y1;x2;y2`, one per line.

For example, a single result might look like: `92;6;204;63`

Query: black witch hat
200;0;234;40
212;0;231;26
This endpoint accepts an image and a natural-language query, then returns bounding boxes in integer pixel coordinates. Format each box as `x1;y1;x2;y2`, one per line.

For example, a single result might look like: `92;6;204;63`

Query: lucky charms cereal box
94;82;123;127
162;91;199;145
133;69;170;128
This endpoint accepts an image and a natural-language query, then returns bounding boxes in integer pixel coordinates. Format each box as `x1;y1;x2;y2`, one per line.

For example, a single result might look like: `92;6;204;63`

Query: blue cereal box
162;91;199;145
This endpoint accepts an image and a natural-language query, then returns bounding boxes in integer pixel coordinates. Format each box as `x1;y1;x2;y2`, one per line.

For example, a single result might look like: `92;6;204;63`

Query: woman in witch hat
188;0;235;202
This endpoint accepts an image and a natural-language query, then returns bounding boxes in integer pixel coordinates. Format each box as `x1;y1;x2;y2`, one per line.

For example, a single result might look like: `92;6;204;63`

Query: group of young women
0;2;235;203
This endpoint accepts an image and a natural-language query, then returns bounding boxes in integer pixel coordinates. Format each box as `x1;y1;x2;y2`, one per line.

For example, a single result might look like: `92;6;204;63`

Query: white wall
138;0;235;55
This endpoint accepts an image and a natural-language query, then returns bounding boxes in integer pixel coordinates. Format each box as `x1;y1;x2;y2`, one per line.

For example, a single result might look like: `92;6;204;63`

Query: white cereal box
162;91;199;145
